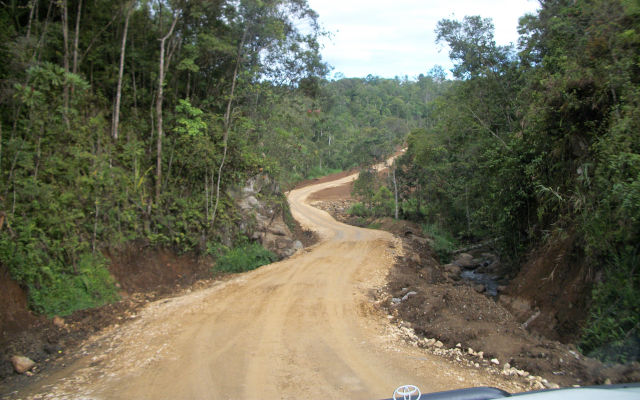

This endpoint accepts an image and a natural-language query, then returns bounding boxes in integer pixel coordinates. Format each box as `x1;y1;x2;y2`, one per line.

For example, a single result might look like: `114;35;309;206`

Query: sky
305;0;541;80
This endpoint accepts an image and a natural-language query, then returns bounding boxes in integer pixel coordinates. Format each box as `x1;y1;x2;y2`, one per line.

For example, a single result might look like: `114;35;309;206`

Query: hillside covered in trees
0;0;431;317
348;1;639;363
0;0;638;367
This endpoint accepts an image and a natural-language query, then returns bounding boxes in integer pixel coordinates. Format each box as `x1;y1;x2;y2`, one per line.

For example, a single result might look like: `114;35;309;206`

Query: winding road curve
12;159;519;400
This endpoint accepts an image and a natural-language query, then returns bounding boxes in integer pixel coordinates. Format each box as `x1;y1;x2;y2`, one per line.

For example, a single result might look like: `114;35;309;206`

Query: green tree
352;168;377;209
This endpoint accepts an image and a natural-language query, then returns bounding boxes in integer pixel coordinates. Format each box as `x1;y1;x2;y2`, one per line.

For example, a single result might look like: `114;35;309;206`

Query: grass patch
306;166;342;180
214;242;278;273
347;202;371;217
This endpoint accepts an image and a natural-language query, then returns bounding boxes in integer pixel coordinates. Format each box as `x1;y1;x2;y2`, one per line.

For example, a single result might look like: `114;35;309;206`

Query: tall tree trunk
72;0;82;75
465;183;471;234
186;70;190;99
26;0;37;41
131;64;137;109
211;28;247;227
78;12;119;67
13;0;45;142
392;165;399;220
34;0;53;63
60;0;70;127
205;169;209;220
93;196;99;253
155;14;178;205
0;121;3;177
34;134;41;180
113;4;133;140
130;29;138;112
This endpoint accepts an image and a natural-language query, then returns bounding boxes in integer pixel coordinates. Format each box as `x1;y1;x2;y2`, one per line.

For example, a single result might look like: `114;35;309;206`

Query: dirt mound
0;266;37;339
290;218;319;248
307;181;354;201
105;245;212;295
382;233;640;387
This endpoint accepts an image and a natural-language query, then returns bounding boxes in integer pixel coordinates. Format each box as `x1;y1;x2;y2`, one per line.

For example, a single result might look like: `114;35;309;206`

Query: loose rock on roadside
10;356;35;374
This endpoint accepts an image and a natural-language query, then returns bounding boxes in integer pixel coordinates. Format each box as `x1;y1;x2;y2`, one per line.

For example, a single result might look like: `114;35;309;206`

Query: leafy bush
352;169;376;206
28;253;119;317
0;231;119;316
422;223;457;263
0;216;119;317
580;250;640;363
214;242;277;273
372;186;394;217
347;202;370;217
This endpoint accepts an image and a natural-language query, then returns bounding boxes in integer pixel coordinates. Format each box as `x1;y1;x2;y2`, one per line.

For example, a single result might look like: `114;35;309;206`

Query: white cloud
306;0;540;79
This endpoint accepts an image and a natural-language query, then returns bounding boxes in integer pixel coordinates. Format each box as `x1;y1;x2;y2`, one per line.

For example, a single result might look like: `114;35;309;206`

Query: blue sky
305;0;541;79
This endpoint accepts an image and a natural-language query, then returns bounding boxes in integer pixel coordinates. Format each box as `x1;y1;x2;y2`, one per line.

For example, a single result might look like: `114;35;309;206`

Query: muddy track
6;160;525;400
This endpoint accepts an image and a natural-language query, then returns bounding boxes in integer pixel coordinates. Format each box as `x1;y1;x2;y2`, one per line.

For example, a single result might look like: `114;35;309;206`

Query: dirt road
10;161;524;399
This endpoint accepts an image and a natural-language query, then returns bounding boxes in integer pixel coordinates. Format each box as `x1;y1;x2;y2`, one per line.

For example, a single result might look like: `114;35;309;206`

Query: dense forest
1;0;638;365
0;0;428;317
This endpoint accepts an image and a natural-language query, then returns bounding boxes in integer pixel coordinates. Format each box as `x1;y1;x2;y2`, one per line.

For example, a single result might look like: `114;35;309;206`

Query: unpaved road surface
7;160;525;399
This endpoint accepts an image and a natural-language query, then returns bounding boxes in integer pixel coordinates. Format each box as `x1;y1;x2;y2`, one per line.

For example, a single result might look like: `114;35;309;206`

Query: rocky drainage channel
443;252;502;296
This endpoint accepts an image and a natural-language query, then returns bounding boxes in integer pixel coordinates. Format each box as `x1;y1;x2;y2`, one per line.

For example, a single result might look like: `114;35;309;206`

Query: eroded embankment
309;197;640;388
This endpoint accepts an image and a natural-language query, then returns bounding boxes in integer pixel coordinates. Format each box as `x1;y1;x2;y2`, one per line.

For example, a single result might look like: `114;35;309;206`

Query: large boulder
11;355;35;374
444;264;461;275
452;253;476;269
52;315;66;329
